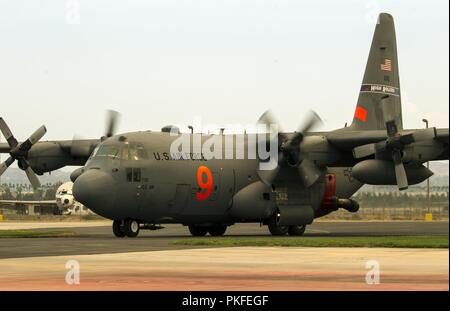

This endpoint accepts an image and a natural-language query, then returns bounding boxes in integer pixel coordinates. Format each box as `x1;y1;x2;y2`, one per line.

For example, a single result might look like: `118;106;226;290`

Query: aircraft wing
435;128;449;145
57;139;100;157
0;139;100;175
327;128;449;150
0;139;99;157
326;129;388;150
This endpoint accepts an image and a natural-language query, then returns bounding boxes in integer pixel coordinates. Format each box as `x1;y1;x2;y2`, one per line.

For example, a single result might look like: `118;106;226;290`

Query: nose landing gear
112;219;140;238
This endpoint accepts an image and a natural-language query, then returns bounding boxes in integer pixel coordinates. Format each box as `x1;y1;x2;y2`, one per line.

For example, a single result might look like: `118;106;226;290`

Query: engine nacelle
27;142;71;174
229;181;276;220
401;142;444;164
352;160;433;185
70;167;86;182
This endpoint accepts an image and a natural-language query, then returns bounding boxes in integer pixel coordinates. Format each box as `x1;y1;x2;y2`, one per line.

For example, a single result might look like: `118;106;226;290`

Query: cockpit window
122;143;148;161
131;144;148;160
92;145;120;159
89;142;147;161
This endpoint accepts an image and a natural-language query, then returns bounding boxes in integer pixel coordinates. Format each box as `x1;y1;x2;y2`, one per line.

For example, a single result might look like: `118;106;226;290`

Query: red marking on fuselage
320;173;336;209
354;106;367;122
196;166;213;201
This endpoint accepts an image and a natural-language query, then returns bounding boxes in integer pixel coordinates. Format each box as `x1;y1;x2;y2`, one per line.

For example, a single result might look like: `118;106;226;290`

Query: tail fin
350;13;403;131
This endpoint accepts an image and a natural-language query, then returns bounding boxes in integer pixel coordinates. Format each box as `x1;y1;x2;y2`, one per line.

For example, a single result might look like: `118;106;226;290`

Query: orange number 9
196;166;213;201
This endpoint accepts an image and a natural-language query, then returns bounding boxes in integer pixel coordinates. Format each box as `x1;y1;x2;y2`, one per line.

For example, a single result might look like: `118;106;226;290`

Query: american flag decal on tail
380;58;392;72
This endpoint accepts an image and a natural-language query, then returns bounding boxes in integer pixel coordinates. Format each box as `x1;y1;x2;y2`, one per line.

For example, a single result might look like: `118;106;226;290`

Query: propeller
0;117;47;189
352;96;437;190
71;110;121;157
256;110;323;187
104;110;120;140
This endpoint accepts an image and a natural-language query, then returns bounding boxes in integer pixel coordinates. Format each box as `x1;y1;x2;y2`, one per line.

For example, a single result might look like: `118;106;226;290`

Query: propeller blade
298;110;323;134
380;96;400;137
105;110;120;138
28;125;47;145
392;150;408;190
380;96;394;122
353;143;376;158
0;156;15;177
257;165;280;187
256;111;284;186
394;162;408;191
0;118;18;148
19;125;47;152
256;153;283;186
257;110;278;129
24;166;41;190
257;110;286;142
297;158;322;187
290;110;323;146
255;110;323;187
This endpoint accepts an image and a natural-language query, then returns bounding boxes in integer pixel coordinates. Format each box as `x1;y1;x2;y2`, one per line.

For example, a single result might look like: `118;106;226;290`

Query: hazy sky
0;0;448;142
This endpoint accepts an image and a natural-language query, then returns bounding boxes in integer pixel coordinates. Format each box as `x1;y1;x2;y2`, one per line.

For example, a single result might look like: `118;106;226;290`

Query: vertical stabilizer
350;13;402;131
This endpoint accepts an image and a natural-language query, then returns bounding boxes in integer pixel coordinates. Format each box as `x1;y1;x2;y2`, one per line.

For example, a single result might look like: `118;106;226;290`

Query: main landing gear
113;219;140;238
188;224;228;236
266;214;306;236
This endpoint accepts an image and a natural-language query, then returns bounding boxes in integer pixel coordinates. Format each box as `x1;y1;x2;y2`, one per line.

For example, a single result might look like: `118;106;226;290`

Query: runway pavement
0;247;447;290
0;221;448;290
0;221;448;259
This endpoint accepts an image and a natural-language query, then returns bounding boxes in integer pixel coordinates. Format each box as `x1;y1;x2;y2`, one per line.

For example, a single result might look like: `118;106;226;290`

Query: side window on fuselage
125;168;141;183
126;168;133;182
133;168;141;182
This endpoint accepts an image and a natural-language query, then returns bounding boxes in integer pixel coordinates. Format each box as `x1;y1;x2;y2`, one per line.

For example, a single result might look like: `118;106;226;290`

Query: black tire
112;220;126;238
288;225;306;236
188;225;208;236
267;213;288;236
208;225;227;236
123;219;140;237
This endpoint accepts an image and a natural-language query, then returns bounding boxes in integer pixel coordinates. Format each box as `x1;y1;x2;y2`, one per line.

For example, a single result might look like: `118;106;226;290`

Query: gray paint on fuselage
80;131;358;224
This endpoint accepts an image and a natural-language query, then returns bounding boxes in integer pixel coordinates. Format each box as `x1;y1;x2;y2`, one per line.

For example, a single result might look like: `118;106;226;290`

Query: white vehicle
56;182;94;215
0;181;94;215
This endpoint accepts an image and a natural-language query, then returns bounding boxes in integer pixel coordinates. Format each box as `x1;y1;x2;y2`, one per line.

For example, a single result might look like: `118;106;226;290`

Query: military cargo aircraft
0;13;448;237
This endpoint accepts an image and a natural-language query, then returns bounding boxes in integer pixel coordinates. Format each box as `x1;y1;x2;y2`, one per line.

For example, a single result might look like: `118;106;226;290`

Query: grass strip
171;236;449;248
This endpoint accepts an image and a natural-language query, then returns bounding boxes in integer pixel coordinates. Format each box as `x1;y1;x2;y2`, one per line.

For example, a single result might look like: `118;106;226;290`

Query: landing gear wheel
188;225;208;236
267;213;289;236
208;225;227;236
123;219;140;237
288;225;306;236
112;220;126;238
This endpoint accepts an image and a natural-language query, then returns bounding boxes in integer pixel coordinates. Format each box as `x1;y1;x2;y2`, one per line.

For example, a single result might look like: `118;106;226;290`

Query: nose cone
73;169;116;217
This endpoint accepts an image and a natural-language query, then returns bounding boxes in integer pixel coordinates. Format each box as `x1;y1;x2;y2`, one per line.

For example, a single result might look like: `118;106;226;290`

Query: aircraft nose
73;169;116;216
